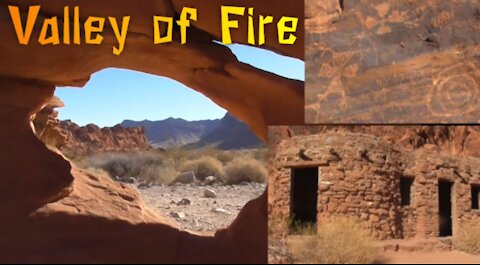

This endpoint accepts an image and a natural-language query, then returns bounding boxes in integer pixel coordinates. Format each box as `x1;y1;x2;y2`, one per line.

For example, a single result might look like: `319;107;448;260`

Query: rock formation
0;0;303;263
58;121;151;156
306;0;480;123
32;96;68;150
269;125;480;158
33;98;151;157
188;113;263;150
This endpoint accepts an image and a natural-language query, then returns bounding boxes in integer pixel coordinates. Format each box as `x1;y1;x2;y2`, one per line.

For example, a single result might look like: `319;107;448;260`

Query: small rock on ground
136;183;265;233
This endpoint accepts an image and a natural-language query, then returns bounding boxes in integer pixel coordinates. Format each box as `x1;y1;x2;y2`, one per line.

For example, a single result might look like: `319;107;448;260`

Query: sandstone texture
58;121;151;156
32;96;68;150
269;126;480;241
305;0;480;123
0;0;303;263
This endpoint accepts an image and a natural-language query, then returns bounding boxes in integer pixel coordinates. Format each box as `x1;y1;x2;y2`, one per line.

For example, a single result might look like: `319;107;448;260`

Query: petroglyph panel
306;0;480;123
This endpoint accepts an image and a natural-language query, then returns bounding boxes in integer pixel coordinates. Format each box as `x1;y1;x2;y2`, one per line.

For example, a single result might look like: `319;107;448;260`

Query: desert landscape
268;126;480;264
35;96;267;234
0;1;303;262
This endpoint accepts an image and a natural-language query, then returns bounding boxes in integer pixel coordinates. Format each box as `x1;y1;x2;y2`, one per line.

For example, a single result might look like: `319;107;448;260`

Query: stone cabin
269;132;480;240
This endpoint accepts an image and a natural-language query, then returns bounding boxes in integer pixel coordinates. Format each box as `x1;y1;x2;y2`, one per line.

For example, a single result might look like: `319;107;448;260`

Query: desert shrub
181;156;225;181
288;217;378;264
253;148;268;162
75;149;267;186
167;148;190;163
81;151;177;185
140;164;178;185
191;148;236;165
224;158;267;184
453;221;480;255
212;150;236;165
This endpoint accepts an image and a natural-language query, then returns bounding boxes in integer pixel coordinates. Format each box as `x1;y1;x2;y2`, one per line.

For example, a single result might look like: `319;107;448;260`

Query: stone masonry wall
269;132;480;240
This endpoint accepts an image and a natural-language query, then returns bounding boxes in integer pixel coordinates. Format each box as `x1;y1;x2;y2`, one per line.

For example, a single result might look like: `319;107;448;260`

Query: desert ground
383;251;480;264
269;237;480;264
70;148;268;234
134;182;266;233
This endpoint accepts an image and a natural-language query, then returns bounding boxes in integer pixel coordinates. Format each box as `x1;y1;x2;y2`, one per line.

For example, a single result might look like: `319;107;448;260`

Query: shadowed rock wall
0;1;303;263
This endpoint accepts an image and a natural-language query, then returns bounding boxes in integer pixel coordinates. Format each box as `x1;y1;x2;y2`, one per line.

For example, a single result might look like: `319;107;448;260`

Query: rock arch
0;1;303;263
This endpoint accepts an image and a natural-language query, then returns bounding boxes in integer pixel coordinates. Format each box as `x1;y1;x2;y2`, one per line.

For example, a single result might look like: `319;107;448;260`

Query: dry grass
184;148;267;165
224;158;267;184
180;156;225;181
453;221;480;255
288;217;379;264
77;150;178;185
74;148;266;185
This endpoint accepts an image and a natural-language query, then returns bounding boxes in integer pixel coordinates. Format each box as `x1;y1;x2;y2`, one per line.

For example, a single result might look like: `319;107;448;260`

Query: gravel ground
135;183;266;233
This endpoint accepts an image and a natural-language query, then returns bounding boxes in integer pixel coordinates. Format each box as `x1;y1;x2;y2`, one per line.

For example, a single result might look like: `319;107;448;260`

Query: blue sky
55;44;304;127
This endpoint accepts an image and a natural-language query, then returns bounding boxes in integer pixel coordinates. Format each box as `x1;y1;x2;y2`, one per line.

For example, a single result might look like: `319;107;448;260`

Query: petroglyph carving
429;62;480;117
306;0;480;123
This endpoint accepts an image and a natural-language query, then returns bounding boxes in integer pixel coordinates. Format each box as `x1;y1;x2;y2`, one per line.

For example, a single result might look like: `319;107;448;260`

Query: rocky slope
58;121;151;157
187;113;263;150
123;113;263;150
122;118;220;148
34;98;151;157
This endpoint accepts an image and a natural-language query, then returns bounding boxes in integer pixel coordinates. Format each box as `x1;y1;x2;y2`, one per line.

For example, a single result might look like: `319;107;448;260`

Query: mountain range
121;113;263;150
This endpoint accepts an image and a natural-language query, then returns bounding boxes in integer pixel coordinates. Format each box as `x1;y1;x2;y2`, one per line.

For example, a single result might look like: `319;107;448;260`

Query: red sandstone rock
171;0;304;59
0;2;304;139
58;120;151;156
32;96;68;150
0;0;302;262
305;0;480;123
33;99;151;156
270;125;480;158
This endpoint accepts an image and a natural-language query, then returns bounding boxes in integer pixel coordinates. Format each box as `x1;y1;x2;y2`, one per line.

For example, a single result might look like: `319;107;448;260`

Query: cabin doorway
290;167;319;227
438;180;453;237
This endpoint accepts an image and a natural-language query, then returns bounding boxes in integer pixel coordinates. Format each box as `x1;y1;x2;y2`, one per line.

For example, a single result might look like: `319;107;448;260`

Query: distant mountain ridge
121;113;262;150
121;118;220;149
187;113;263;150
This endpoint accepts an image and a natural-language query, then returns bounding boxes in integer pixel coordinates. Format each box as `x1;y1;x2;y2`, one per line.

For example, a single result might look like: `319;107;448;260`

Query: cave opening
290;167;319;231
